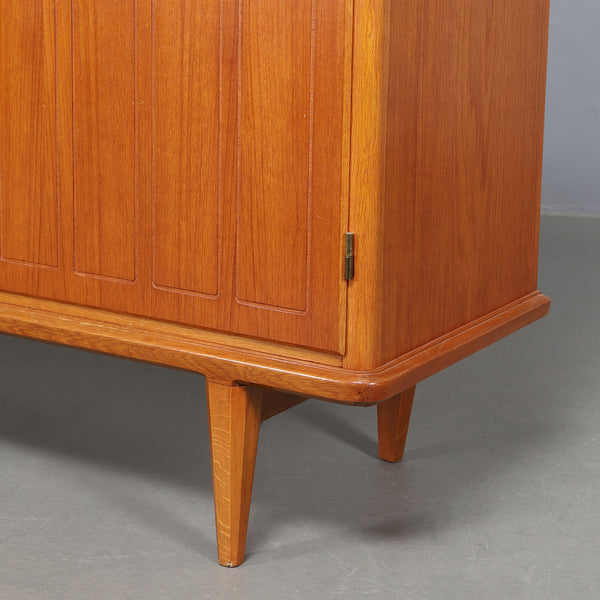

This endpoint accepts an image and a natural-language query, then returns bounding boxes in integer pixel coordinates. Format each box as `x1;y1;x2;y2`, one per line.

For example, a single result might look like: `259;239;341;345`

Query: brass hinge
344;232;355;280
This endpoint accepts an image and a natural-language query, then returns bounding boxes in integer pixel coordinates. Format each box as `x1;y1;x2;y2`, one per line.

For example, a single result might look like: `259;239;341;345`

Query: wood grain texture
0;2;553;569
0;0;59;267
343;0;389;370
152;0;221;295
377;386;415;462
143;0;350;351
235;0;349;339
237;0;312;310
345;0;551;369
0;290;549;405
260;389;307;422
206;381;262;567
378;0;551;364
72;0;137;280
0;0;352;353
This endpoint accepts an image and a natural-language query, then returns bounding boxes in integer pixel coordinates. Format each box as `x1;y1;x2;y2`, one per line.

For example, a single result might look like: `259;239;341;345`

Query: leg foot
377;386;415;463
206;381;263;567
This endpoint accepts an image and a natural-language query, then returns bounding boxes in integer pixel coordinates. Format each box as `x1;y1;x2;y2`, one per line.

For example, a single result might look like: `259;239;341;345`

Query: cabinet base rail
0;290;549;565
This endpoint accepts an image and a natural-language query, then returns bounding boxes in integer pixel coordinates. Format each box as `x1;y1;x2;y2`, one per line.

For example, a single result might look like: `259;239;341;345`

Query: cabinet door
150;0;351;353
0;0;350;353
0;0;148;314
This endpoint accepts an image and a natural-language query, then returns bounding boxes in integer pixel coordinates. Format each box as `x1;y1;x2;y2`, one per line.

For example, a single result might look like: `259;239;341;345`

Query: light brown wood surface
260;389;308;422
152;0;221;296
0;289;549;405
206;381;262;567
72;0;137;280
0;0;550;362
0;0;59;268
0;0;551;567
0;0;352;353
344;0;390;371
345;0;551;369
378;386;415;463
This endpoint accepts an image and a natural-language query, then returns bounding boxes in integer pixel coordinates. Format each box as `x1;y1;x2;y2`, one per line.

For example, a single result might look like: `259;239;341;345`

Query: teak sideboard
0;0;550;566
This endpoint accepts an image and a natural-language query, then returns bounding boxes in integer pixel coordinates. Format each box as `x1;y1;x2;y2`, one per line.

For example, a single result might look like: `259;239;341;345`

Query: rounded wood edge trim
0;291;549;406
365;291;551;402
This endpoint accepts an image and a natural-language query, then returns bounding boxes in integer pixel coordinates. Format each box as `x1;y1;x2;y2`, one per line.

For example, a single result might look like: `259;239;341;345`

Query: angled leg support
260;388;307;422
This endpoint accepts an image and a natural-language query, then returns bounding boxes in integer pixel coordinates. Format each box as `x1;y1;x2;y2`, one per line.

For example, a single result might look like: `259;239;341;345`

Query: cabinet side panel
72;0;137;280
236;0;313;311
0;0;59;267
152;0;220;296
379;0;550;363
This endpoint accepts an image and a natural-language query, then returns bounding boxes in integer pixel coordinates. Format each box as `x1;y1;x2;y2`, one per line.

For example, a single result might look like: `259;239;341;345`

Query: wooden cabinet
0;0;551;566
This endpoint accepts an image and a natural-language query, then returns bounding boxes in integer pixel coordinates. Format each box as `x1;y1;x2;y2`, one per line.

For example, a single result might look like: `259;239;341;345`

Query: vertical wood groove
234;0;316;313
151;0;222;297
72;0;137;281
0;0;60;268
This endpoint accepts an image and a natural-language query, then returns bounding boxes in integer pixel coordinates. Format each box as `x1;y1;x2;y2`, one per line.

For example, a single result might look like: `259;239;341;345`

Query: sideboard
0;0;551;566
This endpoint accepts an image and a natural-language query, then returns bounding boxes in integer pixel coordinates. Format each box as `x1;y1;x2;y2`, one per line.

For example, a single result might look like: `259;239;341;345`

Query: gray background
542;0;600;214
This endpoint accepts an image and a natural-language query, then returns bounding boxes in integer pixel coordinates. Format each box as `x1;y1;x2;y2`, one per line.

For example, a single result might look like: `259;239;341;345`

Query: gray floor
0;215;599;600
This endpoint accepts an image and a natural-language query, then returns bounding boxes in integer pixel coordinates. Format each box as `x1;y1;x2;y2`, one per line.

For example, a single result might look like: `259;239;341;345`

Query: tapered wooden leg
206;381;263;567
377;386;415;463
